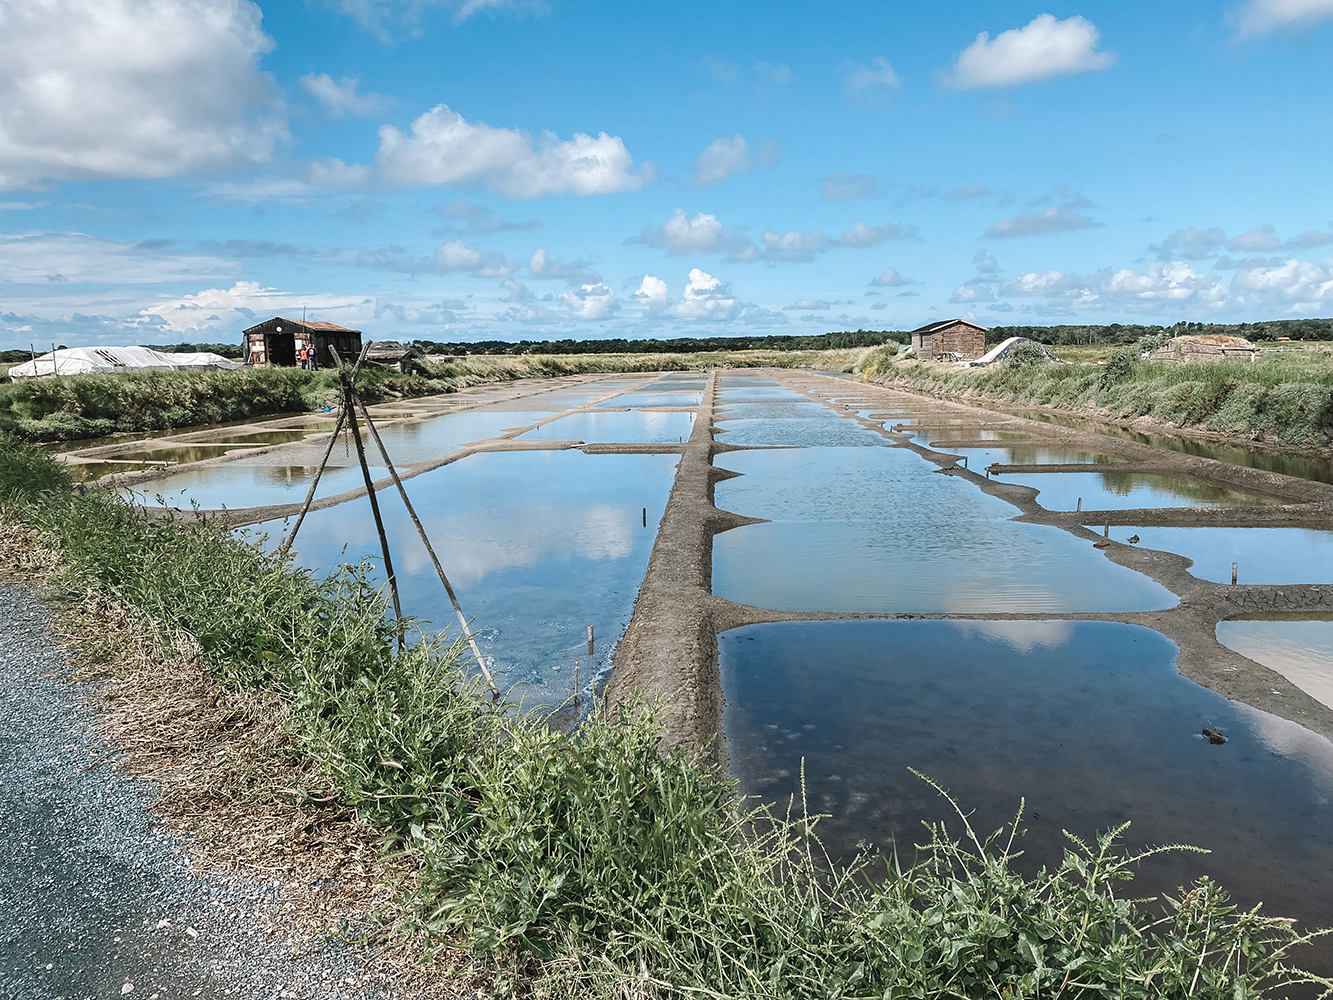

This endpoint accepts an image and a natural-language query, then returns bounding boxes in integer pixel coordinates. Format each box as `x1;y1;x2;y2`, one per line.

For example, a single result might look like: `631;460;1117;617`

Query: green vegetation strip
2;436;1327;998
861;342;1333;447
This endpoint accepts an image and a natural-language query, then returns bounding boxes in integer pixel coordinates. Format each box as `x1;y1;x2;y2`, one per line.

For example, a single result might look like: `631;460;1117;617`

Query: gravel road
0;583;390;1000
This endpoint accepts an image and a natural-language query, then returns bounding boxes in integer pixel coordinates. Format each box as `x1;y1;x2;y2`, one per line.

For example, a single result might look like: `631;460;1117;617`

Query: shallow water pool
996;470;1273;511
1106;525;1333;584
519;410;695;443
1217;619;1333;710
713;448;1176;613
262;450;680;703
721;619;1333;952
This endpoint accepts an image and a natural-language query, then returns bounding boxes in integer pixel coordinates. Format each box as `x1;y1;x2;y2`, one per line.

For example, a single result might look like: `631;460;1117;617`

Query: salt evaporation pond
715;402;888;448
713;448;1175;613
1107;526;1333;585
519;410;694;443
995;469;1273;511
1218;619;1333;711
262;450;679;704
125;463;383;511
721;619;1333;950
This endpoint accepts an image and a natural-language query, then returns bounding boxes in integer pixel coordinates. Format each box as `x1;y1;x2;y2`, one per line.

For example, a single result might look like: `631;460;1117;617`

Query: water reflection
1107;526;1333;584
713;448;1175;613
261;451;680;701
997;470;1273;510
721;620;1333;954
1217;620;1333;711
519;410;695;443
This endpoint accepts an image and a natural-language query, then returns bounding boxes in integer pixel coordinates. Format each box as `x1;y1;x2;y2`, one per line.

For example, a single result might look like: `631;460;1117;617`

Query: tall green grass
860;347;1333;445
2;433;1326;998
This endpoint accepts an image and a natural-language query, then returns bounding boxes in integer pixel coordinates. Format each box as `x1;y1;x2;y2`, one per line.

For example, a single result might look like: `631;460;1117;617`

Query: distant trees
988;319;1333;347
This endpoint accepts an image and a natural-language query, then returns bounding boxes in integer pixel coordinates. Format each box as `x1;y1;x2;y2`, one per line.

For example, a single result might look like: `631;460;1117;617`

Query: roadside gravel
0;583;392;1000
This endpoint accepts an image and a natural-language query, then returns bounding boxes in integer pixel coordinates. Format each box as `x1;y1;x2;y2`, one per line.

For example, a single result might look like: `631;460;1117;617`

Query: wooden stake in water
573;659;580;705
642;507;647;527
587;624;594;655
1076;497;1082;512
1233;562;1239;585
1104;522;1109;537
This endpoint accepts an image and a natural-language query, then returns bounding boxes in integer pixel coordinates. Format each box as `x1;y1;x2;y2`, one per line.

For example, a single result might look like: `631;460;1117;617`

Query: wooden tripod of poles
276;342;499;697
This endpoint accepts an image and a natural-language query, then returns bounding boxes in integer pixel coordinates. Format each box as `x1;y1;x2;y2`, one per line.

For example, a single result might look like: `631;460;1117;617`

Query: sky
1;0;1332;349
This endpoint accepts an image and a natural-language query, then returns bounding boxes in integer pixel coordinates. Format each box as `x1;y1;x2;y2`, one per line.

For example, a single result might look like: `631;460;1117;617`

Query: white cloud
870;266;910;286
0;0;286;191
314;104;652;198
324;0;546;42
633;275;672;313
783;299;831;311
633;269;785;326
1002;257;1333;316
1151;226;1227;261
629;208;752;257
973;248;999;274
944;14;1116;90
842;57;902;109
690;135;780;188
528;248;600;285
822;173;878;201
1234;0;1333;36
0;231;239;285
300;74;392;117
755;221;904;263
355;238;519;277
203;179;318;205
1227;224;1281;252
374;296;465;325
140;281;368;334
557;283;619;321
986;206;1097;238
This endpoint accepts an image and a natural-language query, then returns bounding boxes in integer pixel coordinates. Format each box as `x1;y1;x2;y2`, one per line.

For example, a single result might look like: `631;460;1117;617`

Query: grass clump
2;434;1328;997
859;346;1333;446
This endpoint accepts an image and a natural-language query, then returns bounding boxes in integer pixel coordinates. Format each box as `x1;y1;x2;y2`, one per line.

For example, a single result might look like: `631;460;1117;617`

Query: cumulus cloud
528;248;600;285
822;173;878;201
433;198;539;234
628;208;753;257
557;283;619;321
1288;225;1333;249
973;248;999;274
1227;224;1281;252
842;57;902;109
986;206;1097;238
1002;257;1333;316
374;296;464;325
633;269;788;326
312;104;653;198
356;238;519;277
870;266;911;286
950;282;996;304
0;0;286;191
300;74;392;117
1233;0;1333;37
783;299;831;311
690;135;780;188
753;222;905;263
1151;226;1227;261
139;281;367;335
943;14;1116;90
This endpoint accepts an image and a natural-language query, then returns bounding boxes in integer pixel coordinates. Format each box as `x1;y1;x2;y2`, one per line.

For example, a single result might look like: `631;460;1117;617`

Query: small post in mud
1233;562;1239;585
1076;497;1082;512
573;659;580;705
1104;522;1109;537
642;506;647;527
587;624;594;655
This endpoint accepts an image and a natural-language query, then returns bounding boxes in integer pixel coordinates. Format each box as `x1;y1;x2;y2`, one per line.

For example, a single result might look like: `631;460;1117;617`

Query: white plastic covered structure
969;337;1059;367
8;346;243;379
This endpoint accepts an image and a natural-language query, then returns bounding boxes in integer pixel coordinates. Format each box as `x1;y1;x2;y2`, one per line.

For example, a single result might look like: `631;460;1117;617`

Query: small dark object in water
1203;727;1227;744
1093;540;1110;549
1128;534;1140;544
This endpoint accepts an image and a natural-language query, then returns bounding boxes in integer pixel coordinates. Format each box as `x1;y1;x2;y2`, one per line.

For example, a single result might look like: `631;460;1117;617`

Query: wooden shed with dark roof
242;317;362;369
909;319;988;361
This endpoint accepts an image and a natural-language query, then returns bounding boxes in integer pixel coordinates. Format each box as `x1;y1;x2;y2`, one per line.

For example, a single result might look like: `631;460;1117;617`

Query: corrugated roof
909;318;989;335
242;316;362;335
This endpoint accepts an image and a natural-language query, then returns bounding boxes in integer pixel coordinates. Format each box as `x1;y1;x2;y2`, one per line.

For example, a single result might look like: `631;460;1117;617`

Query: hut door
268;332;296;367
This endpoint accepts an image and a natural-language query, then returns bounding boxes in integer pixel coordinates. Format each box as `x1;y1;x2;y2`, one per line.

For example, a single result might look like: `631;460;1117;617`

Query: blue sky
1;0;1331;348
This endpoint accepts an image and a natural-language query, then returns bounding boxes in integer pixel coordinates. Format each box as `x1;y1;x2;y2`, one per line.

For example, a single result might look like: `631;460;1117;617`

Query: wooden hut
909;319;988;361
242;317;362;369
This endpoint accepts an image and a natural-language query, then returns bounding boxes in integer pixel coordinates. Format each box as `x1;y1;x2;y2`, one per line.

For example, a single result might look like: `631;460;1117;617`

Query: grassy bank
2;436;1325;998
0;348;868;443
859;342;1333;446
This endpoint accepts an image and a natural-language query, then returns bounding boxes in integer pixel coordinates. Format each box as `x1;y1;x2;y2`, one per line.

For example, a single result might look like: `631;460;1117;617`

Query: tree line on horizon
1;318;1331;365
